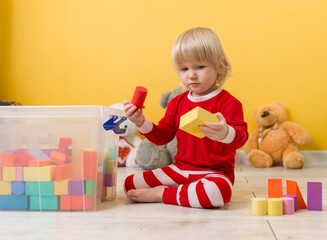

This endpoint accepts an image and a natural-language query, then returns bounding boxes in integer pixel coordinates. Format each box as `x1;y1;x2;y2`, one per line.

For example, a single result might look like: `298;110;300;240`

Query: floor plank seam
267;220;278;240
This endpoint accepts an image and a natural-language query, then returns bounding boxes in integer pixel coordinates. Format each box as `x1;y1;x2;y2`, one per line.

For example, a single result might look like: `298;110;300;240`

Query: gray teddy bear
136;85;187;170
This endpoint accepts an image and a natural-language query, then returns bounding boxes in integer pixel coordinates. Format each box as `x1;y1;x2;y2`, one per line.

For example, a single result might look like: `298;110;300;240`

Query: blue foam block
11;181;25;196
0;195;29;210
37;150;49;159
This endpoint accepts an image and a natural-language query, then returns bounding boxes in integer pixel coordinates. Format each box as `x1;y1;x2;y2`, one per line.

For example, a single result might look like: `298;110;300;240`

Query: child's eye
197;66;205;69
180;68;188;71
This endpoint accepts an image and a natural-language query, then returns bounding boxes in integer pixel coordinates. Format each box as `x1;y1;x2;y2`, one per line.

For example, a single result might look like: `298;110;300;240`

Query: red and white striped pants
124;164;233;208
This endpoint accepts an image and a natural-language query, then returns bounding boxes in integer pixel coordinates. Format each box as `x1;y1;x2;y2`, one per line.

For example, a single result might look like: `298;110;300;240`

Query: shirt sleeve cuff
219;125;236;144
137;118;153;134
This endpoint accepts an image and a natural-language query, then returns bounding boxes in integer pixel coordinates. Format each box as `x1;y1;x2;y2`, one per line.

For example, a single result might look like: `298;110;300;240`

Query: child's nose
189;70;197;78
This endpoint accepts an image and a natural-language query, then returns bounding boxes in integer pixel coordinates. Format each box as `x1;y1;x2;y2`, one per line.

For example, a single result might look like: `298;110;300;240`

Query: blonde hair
171;27;231;87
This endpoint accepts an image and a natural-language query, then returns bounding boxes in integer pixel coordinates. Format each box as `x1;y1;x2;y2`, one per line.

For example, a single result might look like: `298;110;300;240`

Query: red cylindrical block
131;86;147;109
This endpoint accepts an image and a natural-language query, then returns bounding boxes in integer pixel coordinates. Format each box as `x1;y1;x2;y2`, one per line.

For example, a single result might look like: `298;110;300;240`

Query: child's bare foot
126;186;168;203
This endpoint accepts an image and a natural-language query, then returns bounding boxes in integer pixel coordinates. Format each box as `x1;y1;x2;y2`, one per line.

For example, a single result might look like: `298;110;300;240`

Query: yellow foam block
54;179;69;195
23;166;55;181
0;181;12;195
268;198;283;216
106;160;115;174
252;198;267;216
104;187;116;201
3;167;16;181
179;107;219;138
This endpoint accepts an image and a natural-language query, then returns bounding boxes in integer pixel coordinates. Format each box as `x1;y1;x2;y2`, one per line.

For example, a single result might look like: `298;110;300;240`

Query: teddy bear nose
261;111;270;118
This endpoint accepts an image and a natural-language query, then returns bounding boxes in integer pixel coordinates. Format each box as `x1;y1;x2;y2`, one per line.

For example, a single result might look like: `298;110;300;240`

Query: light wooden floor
1;164;327;240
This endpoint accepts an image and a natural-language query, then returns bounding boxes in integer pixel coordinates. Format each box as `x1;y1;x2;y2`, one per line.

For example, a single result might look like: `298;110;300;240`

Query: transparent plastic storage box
0;106;121;211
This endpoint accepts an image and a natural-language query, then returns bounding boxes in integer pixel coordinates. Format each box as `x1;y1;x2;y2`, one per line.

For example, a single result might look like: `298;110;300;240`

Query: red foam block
131;86;147;109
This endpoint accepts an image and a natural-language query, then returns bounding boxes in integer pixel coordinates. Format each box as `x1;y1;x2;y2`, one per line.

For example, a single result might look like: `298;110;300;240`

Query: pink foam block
282;194;297;211
131;86;147;109
16;167;23;181
280;197;295;215
307;182;322;211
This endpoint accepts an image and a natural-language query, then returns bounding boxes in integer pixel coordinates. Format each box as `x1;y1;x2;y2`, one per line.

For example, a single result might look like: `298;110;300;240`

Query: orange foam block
55;164;72;181
286;180;307;209
28;159;51;167
50;151;66;165
0;153;16;167
60;195;94;210
82;151;97;180
268;179;283;198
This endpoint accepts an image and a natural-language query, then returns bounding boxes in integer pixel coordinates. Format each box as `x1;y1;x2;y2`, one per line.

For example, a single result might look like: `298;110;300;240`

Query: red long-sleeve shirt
141;89;248;184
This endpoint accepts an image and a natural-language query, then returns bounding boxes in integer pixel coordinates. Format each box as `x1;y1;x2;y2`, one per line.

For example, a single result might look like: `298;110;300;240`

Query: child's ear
218;57;227;73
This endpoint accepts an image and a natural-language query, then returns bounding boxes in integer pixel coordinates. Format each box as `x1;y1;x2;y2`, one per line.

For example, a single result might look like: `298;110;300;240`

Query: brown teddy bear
244;101;311;169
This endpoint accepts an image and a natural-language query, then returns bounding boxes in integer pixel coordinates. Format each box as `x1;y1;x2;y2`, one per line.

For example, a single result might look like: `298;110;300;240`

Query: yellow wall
0;0;11;98
1;0;327;150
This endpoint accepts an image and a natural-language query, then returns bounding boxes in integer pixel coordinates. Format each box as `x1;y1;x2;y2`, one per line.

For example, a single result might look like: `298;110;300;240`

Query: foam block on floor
282;194;298;211
268;179;283;198
252;198;267;216
286;180;306;210
280;197;295;215
267;198;283;216
307;182;322;211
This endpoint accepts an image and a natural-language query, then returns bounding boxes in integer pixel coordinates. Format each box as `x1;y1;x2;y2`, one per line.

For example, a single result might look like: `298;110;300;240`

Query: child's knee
203;177;233;207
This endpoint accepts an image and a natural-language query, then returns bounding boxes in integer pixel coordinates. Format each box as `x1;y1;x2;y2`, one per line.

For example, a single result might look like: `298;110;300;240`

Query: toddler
123;27;248;208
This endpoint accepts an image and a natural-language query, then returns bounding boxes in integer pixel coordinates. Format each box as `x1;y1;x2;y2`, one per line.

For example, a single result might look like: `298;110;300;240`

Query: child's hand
198;112;229;141
123;100;145;127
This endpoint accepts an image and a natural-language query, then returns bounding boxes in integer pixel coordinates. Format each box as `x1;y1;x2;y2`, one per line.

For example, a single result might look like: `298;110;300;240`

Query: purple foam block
105;174;113;187
68;180;84;195
307;182;322;211
282;194;297;211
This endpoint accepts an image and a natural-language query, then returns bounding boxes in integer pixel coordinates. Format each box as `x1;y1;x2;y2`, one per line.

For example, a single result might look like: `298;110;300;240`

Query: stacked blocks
102;148;117;201
0;137;101;211
179;107;219;138
252;179;323;216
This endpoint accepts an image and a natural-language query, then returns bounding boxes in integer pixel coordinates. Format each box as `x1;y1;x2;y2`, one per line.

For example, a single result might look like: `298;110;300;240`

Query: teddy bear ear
159;92;171;109
272;101;285;109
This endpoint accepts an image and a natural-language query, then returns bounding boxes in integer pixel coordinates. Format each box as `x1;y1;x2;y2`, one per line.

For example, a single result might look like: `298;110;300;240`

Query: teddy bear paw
283;152;304;169
247;149;274;168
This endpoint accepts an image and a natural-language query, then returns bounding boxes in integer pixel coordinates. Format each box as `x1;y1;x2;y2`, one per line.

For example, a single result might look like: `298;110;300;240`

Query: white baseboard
235;150;327;166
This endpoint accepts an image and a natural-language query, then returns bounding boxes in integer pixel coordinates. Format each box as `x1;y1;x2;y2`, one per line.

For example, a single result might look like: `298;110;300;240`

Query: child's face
178;60;219;97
